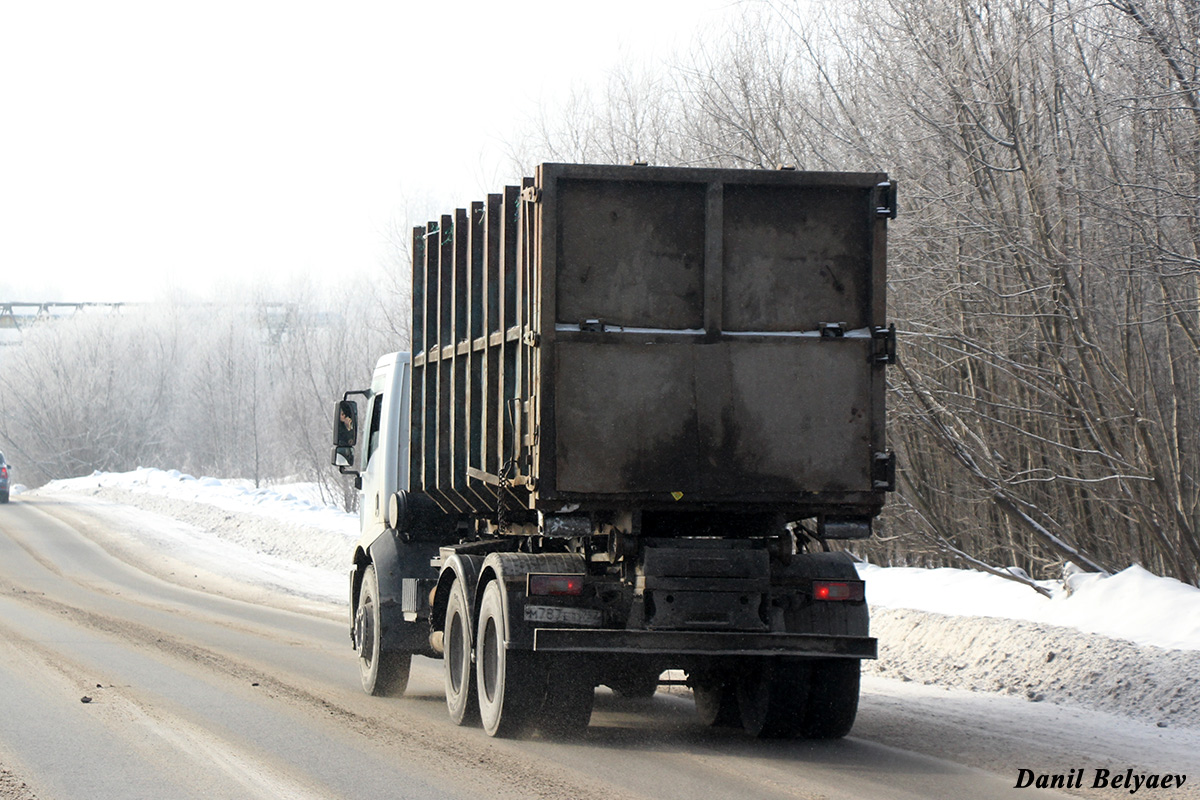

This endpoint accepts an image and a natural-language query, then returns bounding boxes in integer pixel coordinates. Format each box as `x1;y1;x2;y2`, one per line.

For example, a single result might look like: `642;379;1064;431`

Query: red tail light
812;580;865;601
528;574;584;596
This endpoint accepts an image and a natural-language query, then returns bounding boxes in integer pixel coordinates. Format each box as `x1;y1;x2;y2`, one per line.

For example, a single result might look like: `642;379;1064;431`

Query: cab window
365;394;384;465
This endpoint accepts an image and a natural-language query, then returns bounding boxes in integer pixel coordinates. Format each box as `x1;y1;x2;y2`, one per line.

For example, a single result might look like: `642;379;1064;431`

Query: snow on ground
858;561;1200;732
23;468;1200;737
31;468;357;605
859;562;1200;652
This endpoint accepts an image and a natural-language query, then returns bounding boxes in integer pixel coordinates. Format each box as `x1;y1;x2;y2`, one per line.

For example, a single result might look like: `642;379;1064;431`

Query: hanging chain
496;458;518;534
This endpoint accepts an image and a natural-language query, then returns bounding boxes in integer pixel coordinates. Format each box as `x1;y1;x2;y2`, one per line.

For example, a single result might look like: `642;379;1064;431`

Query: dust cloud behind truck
333;162;897;739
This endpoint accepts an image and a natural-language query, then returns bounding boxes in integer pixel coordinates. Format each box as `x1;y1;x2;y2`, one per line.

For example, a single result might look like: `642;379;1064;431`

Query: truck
331;162;897;739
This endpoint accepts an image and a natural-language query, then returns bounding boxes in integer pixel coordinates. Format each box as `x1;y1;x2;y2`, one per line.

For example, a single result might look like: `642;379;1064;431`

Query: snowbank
858;562;1200;653
33;467;357;603
866;608;1200;728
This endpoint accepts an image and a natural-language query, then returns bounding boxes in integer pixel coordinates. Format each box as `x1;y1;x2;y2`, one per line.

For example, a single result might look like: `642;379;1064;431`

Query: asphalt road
0;496;1072;800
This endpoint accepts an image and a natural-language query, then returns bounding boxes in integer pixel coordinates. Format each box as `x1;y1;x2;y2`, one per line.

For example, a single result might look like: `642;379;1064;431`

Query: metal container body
409;163;892;520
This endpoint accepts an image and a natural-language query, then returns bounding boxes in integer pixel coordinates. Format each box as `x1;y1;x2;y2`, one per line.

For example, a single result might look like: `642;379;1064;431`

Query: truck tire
443;579;478;725
801;659;860;739
357;564;412;697
476;580;538;737
736;657;809;739
694;680;739;727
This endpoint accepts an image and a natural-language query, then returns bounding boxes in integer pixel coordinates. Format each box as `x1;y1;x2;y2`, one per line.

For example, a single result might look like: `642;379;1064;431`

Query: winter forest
0;277;409;514
4;0;1199;588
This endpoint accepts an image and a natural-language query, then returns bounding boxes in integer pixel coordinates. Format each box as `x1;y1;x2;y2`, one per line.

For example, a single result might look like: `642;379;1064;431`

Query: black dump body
409;163;895;528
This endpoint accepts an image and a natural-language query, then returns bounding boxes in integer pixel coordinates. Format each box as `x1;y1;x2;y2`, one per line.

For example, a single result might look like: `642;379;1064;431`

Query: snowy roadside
858;563;1200;731
25;469;1200;743
29;469;355;611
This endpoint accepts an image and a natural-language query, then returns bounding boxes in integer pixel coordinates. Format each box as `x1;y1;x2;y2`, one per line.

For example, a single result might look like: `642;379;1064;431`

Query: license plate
524;605;603;627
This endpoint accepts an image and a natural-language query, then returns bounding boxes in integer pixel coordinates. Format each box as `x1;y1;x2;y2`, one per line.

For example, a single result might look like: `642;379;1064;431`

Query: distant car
0;451;9;503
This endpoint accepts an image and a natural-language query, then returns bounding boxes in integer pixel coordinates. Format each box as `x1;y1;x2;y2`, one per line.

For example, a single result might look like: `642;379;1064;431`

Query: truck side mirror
331;400;359;471
335;400;358;445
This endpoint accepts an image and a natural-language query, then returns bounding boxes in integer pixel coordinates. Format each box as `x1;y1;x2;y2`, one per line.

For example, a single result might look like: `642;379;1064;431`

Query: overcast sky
1;1;739;303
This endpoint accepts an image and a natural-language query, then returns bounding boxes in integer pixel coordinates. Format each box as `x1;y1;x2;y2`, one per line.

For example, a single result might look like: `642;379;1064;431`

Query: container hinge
523;330;541;347
522;186;542;203
872;323;897;364
874;181;898;219
873;451;896;492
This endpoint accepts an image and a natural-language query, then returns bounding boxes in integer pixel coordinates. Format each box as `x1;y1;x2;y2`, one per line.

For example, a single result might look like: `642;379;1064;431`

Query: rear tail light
527;574;585;597
812;580;865;602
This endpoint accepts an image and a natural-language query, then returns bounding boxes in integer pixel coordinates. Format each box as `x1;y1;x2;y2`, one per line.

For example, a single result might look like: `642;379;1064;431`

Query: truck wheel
476;580;537;737
737;658;809;739
357;564;412;697
536;655;594;737
694;680;739;727
443;579;478;725
801;659;860;739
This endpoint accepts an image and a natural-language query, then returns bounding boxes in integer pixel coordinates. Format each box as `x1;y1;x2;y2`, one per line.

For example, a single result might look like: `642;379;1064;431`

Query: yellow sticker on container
671;491;684;501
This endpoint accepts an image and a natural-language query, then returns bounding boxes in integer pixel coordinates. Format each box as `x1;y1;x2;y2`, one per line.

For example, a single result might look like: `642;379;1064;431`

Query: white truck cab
353;352;410;540
332;351;439;696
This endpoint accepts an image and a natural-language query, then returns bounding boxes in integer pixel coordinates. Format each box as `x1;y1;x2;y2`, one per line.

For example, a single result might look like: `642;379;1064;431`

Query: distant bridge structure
0;302;133;344
0;301;338;345
0;302;132;327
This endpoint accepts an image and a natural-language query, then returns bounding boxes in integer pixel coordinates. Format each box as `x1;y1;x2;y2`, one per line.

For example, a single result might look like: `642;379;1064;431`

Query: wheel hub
356;602;374;663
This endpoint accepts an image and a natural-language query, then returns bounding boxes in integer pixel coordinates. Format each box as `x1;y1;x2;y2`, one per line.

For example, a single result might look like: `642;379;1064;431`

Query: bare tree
515;0;1200;584
0;310;183;479
0;271;405;513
